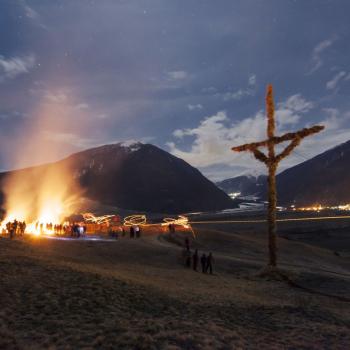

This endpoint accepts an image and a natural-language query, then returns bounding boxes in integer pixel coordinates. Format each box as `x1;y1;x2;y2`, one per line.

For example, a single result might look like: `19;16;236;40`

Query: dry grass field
0;220;350;349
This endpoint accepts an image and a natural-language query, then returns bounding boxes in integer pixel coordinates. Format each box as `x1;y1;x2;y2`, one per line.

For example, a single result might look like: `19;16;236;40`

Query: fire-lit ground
0;218;350;349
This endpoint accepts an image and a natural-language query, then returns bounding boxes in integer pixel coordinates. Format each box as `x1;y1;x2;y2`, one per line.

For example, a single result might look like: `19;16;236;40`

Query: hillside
0;142;235;214
1;218;349;349
218;139;350;206
273;139;350;206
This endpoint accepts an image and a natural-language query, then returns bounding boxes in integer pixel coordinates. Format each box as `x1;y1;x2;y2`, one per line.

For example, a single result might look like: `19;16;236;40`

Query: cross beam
232;85;324;267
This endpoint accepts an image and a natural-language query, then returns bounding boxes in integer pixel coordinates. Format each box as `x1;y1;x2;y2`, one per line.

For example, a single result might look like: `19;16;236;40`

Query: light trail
83;213;115;224
123;214;147;226
162;215;189;227
188;215;350;225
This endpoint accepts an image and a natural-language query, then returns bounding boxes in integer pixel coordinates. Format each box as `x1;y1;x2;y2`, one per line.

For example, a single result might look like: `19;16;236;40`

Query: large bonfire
0;161;81;236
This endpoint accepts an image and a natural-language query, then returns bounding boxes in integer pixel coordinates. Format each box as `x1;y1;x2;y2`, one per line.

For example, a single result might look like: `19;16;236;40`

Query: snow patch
120;140;142;152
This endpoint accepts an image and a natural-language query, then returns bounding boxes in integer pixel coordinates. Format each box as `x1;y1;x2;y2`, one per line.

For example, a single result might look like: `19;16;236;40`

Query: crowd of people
4;220;26;239
108;225;142;239
2;220;88;238
183;237;214;274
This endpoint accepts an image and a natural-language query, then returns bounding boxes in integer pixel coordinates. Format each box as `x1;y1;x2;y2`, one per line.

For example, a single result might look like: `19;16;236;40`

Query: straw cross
232;85;324;267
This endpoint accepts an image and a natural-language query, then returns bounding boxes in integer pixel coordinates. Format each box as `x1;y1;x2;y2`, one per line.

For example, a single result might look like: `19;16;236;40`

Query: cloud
280;94;314;113
248;74;256;86
45;92;68;103
75;103;89;110
166;70;188;81
201;86;217;94
24;4;39;20
221;74;256;101
167;93;348;179
187;104;203;111
44;131;96;149
309;38;335;74
0;54;36;81
20;0;47;29
326;71;347;90
97;113;109;119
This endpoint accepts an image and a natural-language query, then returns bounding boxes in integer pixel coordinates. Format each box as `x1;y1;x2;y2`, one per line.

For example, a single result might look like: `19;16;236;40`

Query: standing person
9;222;14;239
6;222;11;235
185;249;191;268
192;249;199;271
21;221;26;235
206;252;214;275
200;254;207;273
13;220;18;237
130;226;134;238
185;237;190;251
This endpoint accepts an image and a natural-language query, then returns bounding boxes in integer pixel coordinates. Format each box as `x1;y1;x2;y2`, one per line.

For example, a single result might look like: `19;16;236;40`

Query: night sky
1;0;350;180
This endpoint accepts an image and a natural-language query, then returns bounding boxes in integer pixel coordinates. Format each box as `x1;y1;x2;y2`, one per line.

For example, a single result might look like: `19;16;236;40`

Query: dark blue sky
0;0;350;180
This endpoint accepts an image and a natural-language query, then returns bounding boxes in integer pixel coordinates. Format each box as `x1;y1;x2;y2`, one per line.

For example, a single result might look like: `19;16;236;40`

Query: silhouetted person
9;223;14;239
168;224;175;234
185;249;191;268
135;226;140;238
13;220;18;236
6;222;11;234
201;254;207;273
185;237;190;251
130;226;134;238
206;252;213;274
20;221;26;235
192;249;199;271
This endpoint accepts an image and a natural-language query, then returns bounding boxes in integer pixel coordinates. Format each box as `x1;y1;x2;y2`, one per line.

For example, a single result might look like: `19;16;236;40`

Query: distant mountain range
0;142;235;214
216;175;267;199
217;139;350;206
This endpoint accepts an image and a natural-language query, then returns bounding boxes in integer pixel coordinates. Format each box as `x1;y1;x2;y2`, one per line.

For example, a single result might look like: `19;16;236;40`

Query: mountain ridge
217;139;350;206
0;142;236;214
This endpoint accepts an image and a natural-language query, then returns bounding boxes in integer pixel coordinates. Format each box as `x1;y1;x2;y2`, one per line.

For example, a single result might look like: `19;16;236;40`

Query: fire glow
0;162;80;236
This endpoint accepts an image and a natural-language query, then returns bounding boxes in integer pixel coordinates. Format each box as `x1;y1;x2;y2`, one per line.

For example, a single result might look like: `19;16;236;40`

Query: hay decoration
232;85;324;267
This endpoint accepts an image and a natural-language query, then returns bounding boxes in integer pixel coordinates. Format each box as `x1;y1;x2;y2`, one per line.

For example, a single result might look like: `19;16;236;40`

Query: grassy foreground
0;228;349;349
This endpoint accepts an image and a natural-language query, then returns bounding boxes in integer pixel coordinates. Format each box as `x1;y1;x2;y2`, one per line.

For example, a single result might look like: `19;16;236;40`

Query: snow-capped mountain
216;175;267;199
0;142;236;214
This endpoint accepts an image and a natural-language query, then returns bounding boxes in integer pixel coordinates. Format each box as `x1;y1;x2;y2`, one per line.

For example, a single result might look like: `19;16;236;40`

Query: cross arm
275;124;324;162
232;143;269;164
232;141;268;152
272;125;325;145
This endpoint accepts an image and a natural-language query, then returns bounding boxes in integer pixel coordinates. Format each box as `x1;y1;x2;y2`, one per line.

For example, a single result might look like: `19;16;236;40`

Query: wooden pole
266;85;277;267
267;163;277;266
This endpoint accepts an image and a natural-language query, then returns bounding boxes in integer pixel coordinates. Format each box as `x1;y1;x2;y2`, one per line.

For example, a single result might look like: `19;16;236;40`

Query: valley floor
0;224;350;349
